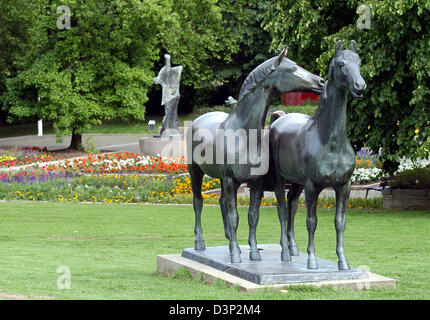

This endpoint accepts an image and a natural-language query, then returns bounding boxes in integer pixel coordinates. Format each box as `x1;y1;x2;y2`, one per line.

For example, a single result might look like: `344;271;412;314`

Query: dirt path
0;292;53;300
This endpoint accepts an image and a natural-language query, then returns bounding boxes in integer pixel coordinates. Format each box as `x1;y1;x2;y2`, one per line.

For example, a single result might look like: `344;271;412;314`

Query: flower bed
351;158;430;184
41;152;188;174
0;147;55;167
0;173;218;204
1;147;425;209
0;169;381;208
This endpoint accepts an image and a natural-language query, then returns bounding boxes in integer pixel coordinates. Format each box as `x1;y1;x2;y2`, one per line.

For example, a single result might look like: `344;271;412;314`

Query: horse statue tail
270;110;286;125
225;96;238;108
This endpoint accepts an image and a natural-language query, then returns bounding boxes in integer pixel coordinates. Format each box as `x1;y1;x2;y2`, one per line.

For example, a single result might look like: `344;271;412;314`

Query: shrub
389;167;430;189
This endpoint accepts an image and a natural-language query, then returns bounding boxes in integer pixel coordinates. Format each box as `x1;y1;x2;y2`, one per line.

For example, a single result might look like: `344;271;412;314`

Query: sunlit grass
0;202;429;299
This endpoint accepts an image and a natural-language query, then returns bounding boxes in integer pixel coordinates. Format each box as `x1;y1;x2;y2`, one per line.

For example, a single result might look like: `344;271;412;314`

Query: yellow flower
414;128;420;134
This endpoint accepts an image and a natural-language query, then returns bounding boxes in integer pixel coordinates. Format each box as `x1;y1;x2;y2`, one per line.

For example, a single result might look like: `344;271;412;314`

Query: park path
0;133;143;153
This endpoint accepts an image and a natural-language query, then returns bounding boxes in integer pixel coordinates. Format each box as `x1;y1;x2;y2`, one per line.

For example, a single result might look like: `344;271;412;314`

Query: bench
247;180;292;193
365;177;388;198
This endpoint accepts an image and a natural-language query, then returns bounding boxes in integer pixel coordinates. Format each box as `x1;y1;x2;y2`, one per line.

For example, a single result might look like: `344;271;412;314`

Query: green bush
389;167;430;189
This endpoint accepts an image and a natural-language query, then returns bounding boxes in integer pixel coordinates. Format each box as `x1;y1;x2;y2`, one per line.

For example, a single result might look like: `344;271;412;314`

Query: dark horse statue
256;40;366;270
188;49;325;263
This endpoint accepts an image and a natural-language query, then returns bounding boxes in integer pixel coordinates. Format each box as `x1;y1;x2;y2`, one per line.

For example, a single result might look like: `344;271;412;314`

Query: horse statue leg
220;183;243;254
272;174;292;261
188;163;205;250
219;180;231;244
222;176;241;263
334;181;351;270
304;181;323;269
286;183;304;256
248;181;264;261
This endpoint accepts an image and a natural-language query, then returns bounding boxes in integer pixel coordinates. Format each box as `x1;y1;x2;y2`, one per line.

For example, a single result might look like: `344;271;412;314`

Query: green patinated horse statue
188;49;325;263
251;40;366;270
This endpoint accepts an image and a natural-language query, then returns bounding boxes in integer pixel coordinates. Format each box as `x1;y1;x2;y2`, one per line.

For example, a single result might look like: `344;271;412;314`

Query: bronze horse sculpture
188;49;325;263
250;40;366;270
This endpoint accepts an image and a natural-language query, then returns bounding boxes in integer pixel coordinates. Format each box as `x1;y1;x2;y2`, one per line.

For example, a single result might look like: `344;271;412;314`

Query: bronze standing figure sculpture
154;54;183;136
255;40;366;270
188;49;325;263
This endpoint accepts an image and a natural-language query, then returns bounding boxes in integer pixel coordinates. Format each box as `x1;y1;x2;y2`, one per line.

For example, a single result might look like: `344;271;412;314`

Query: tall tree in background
1;0;257;148
217;0;272;99
0;0;37;123
2;0;175;148
264;0;430;173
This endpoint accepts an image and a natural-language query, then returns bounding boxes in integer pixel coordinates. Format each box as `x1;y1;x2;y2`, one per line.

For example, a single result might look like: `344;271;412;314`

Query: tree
161;0;238;88
215;0;273;99
2;0;174;148
264;0;430;173
0;0;38;123
2;0;258;146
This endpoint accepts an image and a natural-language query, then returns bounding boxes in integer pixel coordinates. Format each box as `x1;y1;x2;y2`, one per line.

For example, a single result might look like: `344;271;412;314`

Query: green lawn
0;202;429;299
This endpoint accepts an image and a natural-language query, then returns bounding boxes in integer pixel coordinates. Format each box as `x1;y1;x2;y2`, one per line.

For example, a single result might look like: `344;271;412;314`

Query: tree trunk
69;130;82;150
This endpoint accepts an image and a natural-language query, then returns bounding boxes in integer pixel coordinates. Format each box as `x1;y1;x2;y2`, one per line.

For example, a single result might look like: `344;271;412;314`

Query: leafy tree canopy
1;0;247;146
264;0;430;173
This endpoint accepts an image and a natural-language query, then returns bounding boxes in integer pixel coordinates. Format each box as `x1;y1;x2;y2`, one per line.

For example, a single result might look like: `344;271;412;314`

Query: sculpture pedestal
139;135;187;159
157;244;396;292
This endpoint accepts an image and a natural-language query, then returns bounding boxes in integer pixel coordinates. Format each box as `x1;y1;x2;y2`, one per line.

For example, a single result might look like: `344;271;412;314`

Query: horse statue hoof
289;245;299;256
281;250;292;261
249;250;262;261
230;252;242;263
338;260;350;270
307;258;318;269
194;240;206;251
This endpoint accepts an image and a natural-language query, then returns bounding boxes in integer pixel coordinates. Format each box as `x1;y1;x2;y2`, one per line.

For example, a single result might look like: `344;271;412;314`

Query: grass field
0;202;429;300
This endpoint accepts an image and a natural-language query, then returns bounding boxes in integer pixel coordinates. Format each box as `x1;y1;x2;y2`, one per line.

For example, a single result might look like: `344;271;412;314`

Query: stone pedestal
139;135;187;159
157;244;396;292
182;244;368;285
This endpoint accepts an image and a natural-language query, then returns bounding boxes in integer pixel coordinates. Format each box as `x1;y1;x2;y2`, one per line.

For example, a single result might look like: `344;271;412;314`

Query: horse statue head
328;40;366;98
239;48;325;100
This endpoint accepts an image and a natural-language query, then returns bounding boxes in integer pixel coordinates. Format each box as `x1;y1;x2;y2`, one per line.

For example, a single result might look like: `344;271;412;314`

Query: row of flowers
0;171;382;209
351;158;430;184
1;147;428;187
41;152;189;174
0;147;55;167
1;149;429;186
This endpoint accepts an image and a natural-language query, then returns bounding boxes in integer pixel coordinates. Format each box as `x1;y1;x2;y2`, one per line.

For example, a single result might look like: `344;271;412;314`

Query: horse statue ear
350;40;357;52
277;48;287;64
335;40;343;57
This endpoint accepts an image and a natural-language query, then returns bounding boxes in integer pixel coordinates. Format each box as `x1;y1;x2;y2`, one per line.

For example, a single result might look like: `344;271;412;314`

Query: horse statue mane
239;48;289;100
226;48;289;107
311;81;328;119
238;57;278;100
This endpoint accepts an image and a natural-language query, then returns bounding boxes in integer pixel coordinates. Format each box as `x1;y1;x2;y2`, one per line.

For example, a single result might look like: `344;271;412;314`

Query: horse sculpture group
188;40;366;270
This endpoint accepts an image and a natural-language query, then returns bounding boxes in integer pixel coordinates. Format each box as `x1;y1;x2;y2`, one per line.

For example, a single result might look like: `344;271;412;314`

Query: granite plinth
181;244;368;285
139;135;186;158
